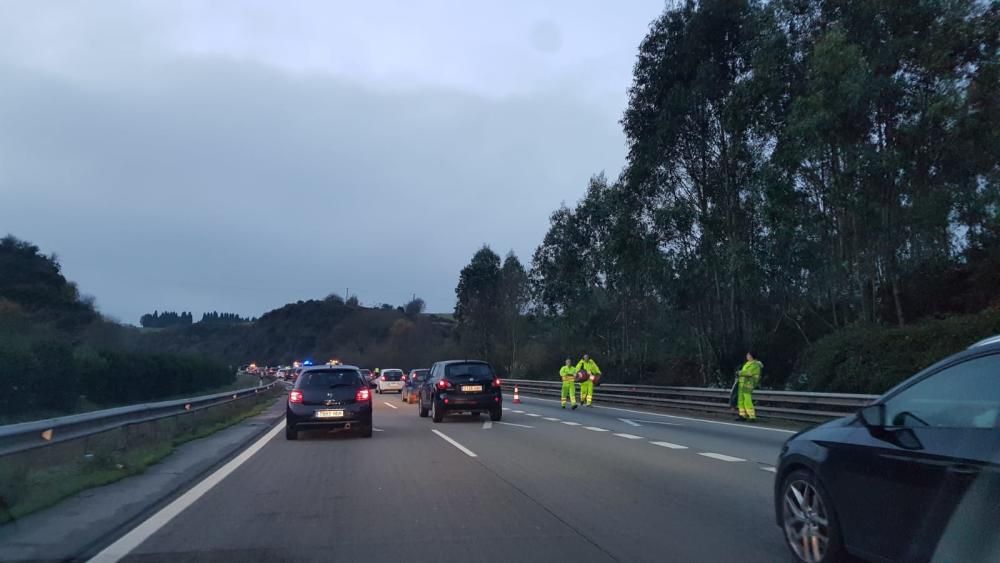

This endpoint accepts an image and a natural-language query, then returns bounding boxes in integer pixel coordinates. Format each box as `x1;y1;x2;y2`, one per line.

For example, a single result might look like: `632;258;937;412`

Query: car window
297;369;362;388
883;354;1000;429
444;362;494;381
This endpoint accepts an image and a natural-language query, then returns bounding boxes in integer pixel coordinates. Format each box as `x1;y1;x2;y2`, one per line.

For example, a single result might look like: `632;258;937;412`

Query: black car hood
788;413;856;442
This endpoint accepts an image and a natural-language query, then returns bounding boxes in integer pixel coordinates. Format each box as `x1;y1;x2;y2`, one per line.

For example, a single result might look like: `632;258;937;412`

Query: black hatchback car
418;360;502;422
286;365;373;440
774;336;1000;562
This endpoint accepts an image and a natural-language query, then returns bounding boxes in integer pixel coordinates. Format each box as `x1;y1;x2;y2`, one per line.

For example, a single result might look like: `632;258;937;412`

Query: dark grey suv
286;365;373;440
417;360;502;422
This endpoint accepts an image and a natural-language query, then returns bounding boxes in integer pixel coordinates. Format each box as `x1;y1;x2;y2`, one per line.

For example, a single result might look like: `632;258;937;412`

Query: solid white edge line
613;433;643;440
504;394;795;434
698;452;746;462
88;419;286;563
584;426;609;432
619;418;641;427
431;429;477;457
383;402;398;409
650;441;688;449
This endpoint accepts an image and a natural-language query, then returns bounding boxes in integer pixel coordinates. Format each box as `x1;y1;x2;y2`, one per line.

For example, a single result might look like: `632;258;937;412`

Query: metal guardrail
0;381;282;457
501;379;878;423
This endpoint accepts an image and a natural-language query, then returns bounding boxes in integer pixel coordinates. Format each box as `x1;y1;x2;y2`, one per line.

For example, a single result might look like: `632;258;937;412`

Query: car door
832;352;1000;561
421;363;439;407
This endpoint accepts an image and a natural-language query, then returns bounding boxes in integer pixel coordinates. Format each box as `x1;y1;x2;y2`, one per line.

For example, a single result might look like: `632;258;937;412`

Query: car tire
431;400;443;423
285;424;298;441
419;397;429;418
358;425;373;438
780;469;845;563
490;408;502;421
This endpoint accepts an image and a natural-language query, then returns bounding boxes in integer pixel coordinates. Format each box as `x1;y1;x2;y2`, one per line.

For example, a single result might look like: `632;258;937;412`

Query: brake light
380;375;385;381
289;390;304;404
356;388;370;401
436;379;452;390
492;377;501;388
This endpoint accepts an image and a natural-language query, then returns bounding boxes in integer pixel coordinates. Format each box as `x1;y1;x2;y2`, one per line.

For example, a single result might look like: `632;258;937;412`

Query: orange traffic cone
513;385;521;404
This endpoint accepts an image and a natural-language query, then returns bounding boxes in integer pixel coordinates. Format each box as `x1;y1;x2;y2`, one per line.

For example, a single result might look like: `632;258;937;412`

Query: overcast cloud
0;0;664;323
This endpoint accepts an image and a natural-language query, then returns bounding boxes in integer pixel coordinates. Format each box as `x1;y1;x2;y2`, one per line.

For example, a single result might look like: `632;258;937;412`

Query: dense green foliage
521;0;1000;390
799;309;1000;394
0;237;234;420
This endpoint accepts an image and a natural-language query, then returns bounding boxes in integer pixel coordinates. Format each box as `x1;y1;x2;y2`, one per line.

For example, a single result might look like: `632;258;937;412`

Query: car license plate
461;385;483;392
316;410;344;418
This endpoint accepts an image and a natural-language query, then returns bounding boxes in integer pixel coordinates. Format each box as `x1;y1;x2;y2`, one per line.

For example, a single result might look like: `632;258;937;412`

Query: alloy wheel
783;479;830;563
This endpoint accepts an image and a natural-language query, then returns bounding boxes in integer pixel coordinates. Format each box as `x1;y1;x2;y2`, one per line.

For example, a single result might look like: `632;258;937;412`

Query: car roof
300;364;360;372
437;359;489;365
969;334;1000;349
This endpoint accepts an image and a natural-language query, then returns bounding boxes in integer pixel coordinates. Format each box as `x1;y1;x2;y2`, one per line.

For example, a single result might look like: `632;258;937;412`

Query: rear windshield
298;369;363;388
411;369;429;380
382;370;403;381
444;363;494;381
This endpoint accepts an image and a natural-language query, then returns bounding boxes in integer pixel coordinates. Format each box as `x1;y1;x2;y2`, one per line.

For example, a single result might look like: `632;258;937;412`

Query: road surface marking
543;417;560;421
496;421;534;428
88;420;286;563
373;428;384;432
502;407;511;411
584;426;609;432
561;421;581;426
512;410;525;413
698;452;746;462
524;413;541;417
613;433;643;440
760;466;777;473
482;421;492;429
650;441;688;449
505;394;795;434
619;418;641;426
431;429;477;457
628;419;680;426
383;402;398;409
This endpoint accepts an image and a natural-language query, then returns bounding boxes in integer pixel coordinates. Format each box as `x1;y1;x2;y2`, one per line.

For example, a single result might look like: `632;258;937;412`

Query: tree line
454;0;1000;390
139;310;254;328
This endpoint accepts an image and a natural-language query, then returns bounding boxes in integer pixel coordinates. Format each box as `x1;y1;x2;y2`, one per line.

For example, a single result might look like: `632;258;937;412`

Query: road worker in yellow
737;352;763;422
575;354;601;407
559;358;579;409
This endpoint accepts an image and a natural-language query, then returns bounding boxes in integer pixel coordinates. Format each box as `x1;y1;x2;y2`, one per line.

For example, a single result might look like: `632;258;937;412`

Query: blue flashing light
303;359;313;366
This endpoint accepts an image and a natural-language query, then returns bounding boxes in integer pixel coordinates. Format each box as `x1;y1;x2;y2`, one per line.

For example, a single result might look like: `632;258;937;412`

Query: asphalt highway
94;393;798;562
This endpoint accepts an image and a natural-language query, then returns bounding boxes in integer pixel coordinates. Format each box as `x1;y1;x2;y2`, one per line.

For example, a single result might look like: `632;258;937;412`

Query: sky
0;0;665;323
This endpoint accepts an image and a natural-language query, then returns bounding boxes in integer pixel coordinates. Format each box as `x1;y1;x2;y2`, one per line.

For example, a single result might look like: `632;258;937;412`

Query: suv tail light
436;379;453;390
289;390;304;404
355;388;370;401
492;377;501;388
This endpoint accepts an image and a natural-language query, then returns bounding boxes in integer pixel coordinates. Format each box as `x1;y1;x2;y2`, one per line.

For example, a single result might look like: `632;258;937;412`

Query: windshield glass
445;363;493;381
297;370;362;388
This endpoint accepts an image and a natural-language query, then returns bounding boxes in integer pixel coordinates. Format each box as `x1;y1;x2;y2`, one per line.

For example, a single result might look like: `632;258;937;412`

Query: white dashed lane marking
760;466;777;473
698;452;746;462
373;428;384;432
650;441;688;450
496;421;534;428
561;421;581;426
524;413;541;417
431;430;477;457
613;433;643;440
512;410;525;414
383;402;398;409
482;421;492;429
584;426;609;432
619;418;641;427
502;407;511;411
543;417;560;422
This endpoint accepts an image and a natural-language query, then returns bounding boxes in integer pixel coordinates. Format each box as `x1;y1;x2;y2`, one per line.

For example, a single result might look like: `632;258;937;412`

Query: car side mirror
858;404;885;428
